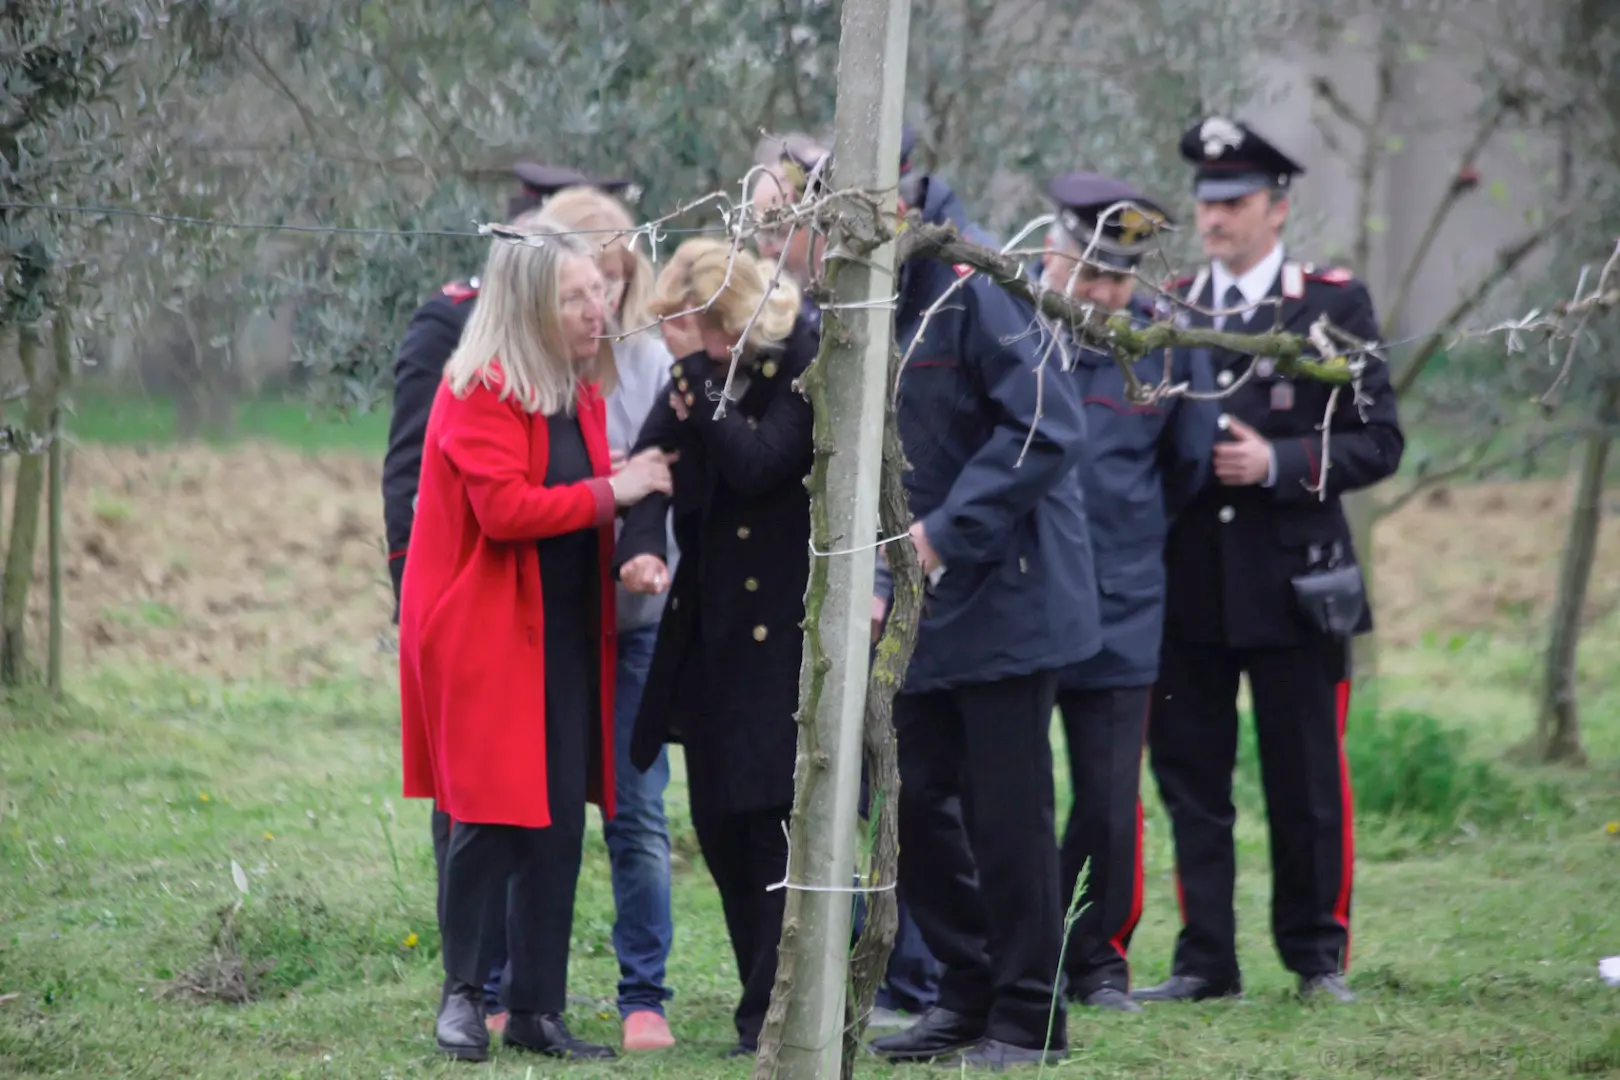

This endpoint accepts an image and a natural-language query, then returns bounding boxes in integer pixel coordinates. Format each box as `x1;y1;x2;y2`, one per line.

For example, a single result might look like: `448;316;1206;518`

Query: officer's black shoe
937;1039;1069;1070
435;981;490;1062
1131;974;1242;1003
724;1043;757;1059
1081;987;1143;1013
867;1006;986;1061
1299;972;1356;1003
502;1012;616;1059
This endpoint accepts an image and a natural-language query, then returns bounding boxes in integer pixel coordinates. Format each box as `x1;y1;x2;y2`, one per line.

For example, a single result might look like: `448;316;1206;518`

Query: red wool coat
399;371;619;828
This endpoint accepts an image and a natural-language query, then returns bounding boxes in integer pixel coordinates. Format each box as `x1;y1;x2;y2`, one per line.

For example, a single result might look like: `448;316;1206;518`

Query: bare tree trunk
1;326;51;685
1529;378;1614;765
47;306;71;697
840;344;923;1080
751;0;911;1074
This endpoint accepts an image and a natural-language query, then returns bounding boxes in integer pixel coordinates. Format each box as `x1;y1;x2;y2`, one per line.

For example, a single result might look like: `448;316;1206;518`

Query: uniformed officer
866;161;1100;1070
1038;173;1220;1014
378;161;631;1026
1132;117;1404;1006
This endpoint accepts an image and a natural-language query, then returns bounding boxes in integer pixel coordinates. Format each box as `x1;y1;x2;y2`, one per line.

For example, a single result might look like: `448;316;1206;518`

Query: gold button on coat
737;526;751;539
745;577;759;591
762;360;778;378
753;625;768;642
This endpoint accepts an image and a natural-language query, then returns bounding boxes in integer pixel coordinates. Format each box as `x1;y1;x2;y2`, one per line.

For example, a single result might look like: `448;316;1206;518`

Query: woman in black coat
614;237;817;1058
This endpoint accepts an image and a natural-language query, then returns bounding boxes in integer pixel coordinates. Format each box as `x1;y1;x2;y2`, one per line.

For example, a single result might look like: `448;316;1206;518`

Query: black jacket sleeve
381;294;470;616
613;385;694;574
672;323;816;498
1269;281;1405;502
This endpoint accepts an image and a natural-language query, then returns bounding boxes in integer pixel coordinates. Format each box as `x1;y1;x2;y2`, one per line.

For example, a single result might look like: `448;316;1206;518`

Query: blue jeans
484;623;675;1018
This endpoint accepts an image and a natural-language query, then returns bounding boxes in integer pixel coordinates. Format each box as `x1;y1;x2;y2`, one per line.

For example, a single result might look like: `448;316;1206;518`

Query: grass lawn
0;393;1617;1077
1;638;1617;1079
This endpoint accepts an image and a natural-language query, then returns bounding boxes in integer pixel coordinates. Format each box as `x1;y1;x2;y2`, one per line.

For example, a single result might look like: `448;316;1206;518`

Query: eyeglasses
559;279;609;313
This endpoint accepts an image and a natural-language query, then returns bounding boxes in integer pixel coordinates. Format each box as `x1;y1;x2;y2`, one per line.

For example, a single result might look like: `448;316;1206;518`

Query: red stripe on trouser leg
1332;679;1354;971
1110;798;1146;964
1110;692;1152;979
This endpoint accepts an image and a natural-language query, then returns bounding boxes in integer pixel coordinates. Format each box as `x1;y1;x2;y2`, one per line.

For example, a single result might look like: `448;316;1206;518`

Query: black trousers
895;669;1066;1050
438;589;593;1015
691;803;791;1049
1054;685;1149;998
1147;636;1353;984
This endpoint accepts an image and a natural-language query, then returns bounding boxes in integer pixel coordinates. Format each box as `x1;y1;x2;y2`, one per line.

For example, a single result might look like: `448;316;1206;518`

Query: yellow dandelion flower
198;793;210;803
263;831;275;841
1606;821;1618;835
403;932;419;949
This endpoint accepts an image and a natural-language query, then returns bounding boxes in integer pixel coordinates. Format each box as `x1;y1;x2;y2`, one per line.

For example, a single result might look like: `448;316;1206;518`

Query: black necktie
1222;283;1245;329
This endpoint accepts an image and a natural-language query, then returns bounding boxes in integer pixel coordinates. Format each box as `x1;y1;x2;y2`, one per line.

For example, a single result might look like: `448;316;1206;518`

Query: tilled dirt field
22;443;1613;685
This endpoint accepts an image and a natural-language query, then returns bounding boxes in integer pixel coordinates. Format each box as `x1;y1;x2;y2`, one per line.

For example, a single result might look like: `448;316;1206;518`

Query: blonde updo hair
537;186;654;332
646;238;801;351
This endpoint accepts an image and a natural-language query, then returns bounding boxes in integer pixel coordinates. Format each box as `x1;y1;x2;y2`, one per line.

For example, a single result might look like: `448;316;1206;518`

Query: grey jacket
607;332;681;631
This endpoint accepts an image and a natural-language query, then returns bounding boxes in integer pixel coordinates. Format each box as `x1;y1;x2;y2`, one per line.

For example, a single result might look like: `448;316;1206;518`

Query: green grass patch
68;391;390;453
0;662;1617;1079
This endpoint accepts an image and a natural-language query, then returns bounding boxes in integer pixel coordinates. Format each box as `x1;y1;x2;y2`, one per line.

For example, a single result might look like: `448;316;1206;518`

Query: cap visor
1196;176;1270;202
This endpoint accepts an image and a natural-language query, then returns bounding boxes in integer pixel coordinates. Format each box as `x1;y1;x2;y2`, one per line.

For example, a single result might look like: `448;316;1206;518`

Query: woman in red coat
398;218;674;1063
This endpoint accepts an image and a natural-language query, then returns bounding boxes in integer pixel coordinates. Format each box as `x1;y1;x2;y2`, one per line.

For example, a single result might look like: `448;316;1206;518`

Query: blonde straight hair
538;186;655;333
646;238;801;351
443;210;617;415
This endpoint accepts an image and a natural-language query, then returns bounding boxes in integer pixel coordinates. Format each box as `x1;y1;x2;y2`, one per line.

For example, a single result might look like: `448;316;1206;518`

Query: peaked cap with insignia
1046;172;1175;270
1178;116;1305;202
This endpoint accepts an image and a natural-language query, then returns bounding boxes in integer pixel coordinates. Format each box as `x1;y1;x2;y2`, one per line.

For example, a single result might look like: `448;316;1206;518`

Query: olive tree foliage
84;0;1308;413
905;0;1304;247
0;0;243;680
104;0;845;415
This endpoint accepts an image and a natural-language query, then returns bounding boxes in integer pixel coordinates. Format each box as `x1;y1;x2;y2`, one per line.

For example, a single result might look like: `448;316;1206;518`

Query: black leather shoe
868;1006;987;1062
724;1043;756;1059
435;981;489;1062
503;1012;617;1059
1081;987;1142;1013
937;1039;1068;1070
1299;972;1356;1003
1131;974;1242;1003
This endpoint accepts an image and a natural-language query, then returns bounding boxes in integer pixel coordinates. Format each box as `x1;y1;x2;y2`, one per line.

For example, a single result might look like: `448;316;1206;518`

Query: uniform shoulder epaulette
1303;265;1356;286
439;279;479;304
1168;274;1195;290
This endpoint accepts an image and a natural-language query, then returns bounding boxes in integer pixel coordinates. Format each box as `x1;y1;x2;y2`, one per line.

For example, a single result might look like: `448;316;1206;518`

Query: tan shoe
622;1009;675;1051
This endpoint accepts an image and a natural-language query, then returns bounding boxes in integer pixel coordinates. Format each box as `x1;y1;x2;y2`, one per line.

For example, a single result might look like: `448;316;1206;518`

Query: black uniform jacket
1162;258;1404;650
614;314;818;815
380;280;478;622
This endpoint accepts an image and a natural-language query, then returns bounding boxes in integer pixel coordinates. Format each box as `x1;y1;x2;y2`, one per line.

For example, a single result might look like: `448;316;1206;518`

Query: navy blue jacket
882;175;1102;693
1058;296;1219;691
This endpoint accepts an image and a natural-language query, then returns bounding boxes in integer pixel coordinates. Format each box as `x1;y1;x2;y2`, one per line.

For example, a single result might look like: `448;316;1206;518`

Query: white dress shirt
1211;242;1284;331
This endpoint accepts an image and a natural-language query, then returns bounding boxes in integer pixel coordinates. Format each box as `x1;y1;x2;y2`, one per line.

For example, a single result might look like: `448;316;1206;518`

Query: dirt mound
19;444;1611;683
